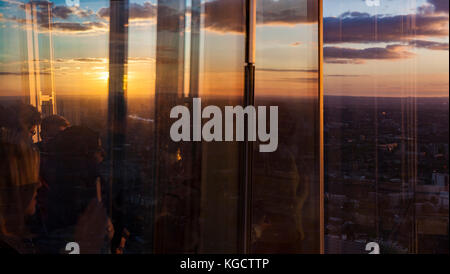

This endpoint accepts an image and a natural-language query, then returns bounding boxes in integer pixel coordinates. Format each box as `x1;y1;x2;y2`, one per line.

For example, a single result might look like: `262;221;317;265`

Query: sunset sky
0;0;448;98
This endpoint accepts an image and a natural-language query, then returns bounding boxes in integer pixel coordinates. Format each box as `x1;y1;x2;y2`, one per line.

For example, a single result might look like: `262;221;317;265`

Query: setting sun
99;71;109;82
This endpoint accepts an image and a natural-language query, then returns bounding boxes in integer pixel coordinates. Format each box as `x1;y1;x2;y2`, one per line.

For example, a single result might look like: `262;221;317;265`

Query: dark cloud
202;0;245;33
74;8;95;18
255;0;318;25
339;11;371;18
18;3;96;22
97;0;318;32
52;6;73;20
0;71;49;75
325;74;366;77
88;0;319;33
54;58;106;63
0;15;26;25
97;7;109;19
408;39;449;50
200;0;445;36
200;0;318;33
0;72;26;76
257;68;318;73
98;2;157;20
72;58;105;63
129;2;157;19
54;6;96;19
324;59;365;64
324;44;415;64
277;77;318;83
427;0;449;14
50;21;107;33
324;12;448;44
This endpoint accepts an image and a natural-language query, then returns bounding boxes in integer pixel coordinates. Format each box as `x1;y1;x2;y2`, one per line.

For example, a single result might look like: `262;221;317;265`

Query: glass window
251;0;321;253
1;0;447;255
1;0;285;254
324;0;449;254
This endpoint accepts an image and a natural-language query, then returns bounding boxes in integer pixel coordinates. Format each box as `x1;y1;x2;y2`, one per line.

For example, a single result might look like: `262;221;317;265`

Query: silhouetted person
0;102;41;144
35;115;70;230
39;126;111;253
0;102;44;253
37;115;70;153
40;115;70;142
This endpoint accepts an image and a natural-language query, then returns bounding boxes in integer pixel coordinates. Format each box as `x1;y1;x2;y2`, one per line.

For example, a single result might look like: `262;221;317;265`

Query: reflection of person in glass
41;126;111;253
0;102;41;144
0;140;40;253
37;115;70;149
252;107;310;252
35;115;71;233
0;103;41;253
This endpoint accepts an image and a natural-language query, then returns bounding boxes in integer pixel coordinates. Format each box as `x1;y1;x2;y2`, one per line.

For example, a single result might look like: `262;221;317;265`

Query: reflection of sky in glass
0;0;448;97
324;0;428;17
323;0;449;97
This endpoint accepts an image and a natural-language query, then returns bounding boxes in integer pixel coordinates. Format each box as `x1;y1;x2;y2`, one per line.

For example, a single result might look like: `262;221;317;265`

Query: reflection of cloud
408;39;449;50
277;77;318;83
255;0;318;24
324;12;448;44
1;0;23;5
128;57;155;63
50;21;107;33
3;0;317;35
98;2;157;21
257;68;318;73
1;3;103;34
0;71;26;76
52;6;73;20
52;5;96;20
16;3;98;22
323;4;448;64
56;57;107;63
202;0;244;33
95;0;318;33
0;71;49;75
2;12;107;34
203;0;317;33
324;45;415;64
325;74;366;77
54;57;155;65
427;0;449;14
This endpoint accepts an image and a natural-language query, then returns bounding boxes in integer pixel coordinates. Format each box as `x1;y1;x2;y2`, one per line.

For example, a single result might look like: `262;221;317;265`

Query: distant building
439;192;449;208
432;172;449;187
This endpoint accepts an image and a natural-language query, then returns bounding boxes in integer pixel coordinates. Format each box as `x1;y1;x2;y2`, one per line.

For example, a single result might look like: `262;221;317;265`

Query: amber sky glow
0;0;448;98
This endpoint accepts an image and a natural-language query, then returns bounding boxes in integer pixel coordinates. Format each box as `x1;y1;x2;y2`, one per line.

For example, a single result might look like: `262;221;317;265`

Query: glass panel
197;0;245;253
121;0;157;253
251;0;321;253
0;0;323;254
150;0;246;254
1;0;111;253
324;0;449;254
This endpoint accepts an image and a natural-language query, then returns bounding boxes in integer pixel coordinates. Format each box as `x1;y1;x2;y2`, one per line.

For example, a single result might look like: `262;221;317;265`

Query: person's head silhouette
0;102;41;143
40;115;70;143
